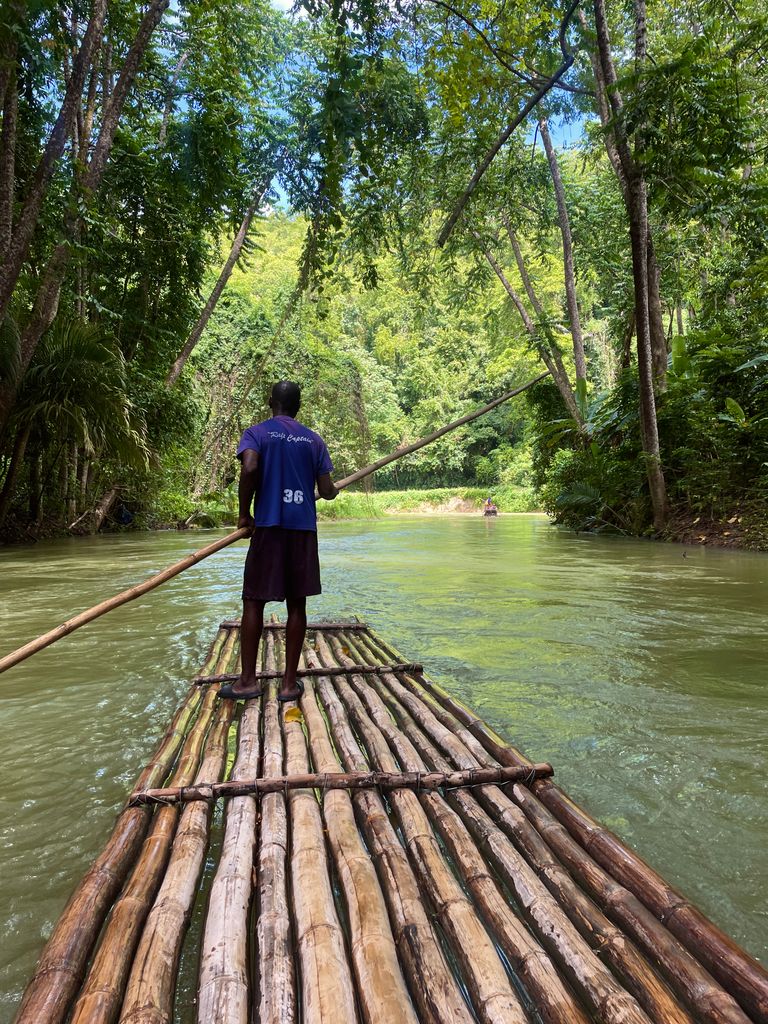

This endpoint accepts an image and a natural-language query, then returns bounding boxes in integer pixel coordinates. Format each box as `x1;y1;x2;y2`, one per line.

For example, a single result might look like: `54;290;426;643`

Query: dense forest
0;0;766;545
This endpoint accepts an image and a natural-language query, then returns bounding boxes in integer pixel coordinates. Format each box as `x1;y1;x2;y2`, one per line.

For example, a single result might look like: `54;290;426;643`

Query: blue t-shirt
237;416;334;531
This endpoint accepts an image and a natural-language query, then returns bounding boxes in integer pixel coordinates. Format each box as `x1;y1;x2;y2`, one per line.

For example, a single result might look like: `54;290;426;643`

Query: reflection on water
0;516;766;1017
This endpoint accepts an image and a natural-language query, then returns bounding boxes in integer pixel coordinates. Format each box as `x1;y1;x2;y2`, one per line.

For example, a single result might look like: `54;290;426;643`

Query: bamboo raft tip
14;618;768;1024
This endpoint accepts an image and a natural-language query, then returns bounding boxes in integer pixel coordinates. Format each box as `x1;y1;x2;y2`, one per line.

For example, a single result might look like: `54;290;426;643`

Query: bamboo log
359;641;697;1024
119;697;235;1024
194;660;423;685
397;647;768;1024
359;632;755;1024
130;762;553;805
350;637;696;1024
0;534;249;675
11;626;221;1024
311;668;475;1024
311;636;530;1024
321;635;651;1024
197;651;263;1021
315;654;583;1024
297;654;419;1024
256;629;297;1024
367;626;768;1023
220;619;369;631
280;638;359;1024
70;688;222;1024
69;631;233;1024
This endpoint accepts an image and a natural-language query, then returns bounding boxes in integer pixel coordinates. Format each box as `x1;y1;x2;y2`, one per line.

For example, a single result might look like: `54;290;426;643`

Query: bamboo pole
311;667;476;1024
197;645;263;1022
130;762;553;805
0;535;249;675
333;371;549;490
359;632;755;1024
311;637;530;1024
10;628;223;1024
297;654;419;1024
119;697;235;1024
280;637;359;1024
255;629;297;1024
0;372;547;676
321;635;651;1024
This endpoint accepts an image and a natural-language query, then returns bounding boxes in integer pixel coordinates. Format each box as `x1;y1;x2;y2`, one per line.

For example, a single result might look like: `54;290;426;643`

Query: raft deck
15;620;768;1024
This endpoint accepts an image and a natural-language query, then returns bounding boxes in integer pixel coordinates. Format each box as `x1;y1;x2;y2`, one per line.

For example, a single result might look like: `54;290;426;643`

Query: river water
0;514;766;1019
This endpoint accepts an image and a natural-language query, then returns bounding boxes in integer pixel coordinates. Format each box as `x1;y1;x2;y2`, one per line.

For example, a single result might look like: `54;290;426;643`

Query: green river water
0;514;766;1020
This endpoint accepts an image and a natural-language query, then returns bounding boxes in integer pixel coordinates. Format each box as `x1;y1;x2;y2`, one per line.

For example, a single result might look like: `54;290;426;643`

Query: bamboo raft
14;619;768;1024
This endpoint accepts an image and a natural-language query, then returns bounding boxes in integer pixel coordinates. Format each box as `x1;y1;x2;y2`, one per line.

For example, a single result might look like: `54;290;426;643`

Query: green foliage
317;485;538;519
3;0;768;549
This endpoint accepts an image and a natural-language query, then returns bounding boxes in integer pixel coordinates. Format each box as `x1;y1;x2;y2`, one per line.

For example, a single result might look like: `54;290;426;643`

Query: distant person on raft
217;380;337;703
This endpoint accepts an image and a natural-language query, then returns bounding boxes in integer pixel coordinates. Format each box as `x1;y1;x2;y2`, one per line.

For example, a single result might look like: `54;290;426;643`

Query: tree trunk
581;5;667;390
628;180;667;528
593;0;667;529
29;446;42;525
475;233;583;425
79;454;90;503
67;440;78;521
69;485;120;534
0;0;107;323
646;236;667;385
538;118;587;381
0;421;30;524
0;61;18;253
165;183;268;386
0;0;170;438
503;218;549;320
621;310;635;369
0;0;25;114
86;0;171;190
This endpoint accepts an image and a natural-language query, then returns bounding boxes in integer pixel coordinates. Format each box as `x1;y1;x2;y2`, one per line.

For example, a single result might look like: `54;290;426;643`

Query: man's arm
238;449;259;529
317;472;338;501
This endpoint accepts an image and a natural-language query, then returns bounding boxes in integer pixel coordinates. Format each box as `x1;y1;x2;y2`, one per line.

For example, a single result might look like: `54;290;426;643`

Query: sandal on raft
217;682;264;701
277;680;305;703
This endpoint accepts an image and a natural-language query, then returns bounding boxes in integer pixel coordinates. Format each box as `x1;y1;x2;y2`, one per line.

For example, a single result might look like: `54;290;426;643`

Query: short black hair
270;380;301;417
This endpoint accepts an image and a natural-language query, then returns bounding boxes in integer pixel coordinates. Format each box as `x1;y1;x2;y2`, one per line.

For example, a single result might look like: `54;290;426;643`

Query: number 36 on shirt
283;489;304;504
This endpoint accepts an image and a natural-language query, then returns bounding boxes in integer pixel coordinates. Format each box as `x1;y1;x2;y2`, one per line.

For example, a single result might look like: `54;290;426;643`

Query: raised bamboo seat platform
14;619;768;1024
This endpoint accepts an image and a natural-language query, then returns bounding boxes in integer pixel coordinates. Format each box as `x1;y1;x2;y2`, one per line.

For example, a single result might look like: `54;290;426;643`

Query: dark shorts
242;527;321;602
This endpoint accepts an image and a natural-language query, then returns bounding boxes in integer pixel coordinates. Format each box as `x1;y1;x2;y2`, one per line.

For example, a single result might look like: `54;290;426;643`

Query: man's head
269;380;301;417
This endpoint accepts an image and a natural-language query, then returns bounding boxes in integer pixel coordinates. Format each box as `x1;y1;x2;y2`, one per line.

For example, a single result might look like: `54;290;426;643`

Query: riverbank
662;501;768;552
317;485;538;519
5;486;768;551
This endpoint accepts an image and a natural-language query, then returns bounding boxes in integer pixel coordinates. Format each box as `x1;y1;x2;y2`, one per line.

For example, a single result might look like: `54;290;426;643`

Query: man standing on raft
218;380;337;702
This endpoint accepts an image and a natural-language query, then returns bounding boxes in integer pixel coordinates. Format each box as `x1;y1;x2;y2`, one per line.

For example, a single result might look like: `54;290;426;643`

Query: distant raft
14;619;768;1024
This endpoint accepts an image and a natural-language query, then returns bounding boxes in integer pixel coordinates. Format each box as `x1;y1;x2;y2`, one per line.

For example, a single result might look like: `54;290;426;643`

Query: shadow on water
0;515;766;1018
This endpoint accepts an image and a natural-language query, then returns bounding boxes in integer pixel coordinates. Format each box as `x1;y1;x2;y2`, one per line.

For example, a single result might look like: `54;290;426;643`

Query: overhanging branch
436;0;581;248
